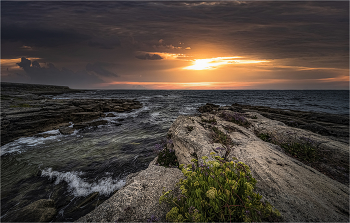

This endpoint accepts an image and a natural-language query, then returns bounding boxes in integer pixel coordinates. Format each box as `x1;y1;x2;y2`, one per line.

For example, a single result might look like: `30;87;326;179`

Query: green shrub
155;140;179;168
186;126;194;132
257;133;318;162
10;103;32;108
159;154;282;222
210;127;233;146
257;133;271;142
280;142;318;162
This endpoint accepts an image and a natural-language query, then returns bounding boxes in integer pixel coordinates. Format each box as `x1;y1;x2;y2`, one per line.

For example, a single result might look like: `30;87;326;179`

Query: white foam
1;134;61;156
37;129;60;135
41;168;125;196
150;112;160;118
102;105;150;120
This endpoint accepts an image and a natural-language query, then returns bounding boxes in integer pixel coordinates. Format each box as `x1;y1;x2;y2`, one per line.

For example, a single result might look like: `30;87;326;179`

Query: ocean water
1;90;348;221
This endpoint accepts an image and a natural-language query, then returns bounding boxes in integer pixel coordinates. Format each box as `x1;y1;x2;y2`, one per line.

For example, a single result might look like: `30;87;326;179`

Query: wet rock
229;103;349;143
198;103;220;113
73;120;108;129
106;113;116;117
75;192;99;210
218;106;232;111
3;199;57;222
77;158;184;222
166;113;349;222
301;123;330;135
35;133;59;138
70;112;103;122
87;120;108;127
59;126;74;135
1;83;143;146
73;123;89;130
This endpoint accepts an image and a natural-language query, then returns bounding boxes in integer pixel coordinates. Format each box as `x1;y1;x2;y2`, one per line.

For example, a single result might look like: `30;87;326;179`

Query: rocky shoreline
1;84;348;222
199;102;349;144
1;82;142;146
78;103;349;222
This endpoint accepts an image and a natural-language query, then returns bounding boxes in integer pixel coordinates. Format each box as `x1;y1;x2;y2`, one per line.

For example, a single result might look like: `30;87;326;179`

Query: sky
1;1;349;90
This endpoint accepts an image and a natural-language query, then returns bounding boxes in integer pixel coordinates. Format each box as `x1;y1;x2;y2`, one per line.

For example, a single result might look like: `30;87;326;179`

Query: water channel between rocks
1;90;349;221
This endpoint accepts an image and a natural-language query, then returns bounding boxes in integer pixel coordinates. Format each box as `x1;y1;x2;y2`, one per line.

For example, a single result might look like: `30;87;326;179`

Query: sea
1;90;349;221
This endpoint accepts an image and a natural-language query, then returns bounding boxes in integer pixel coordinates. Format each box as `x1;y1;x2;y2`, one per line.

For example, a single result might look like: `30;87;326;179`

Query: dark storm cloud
86;62;118;77
1;1;348;88
15;57;104;87
2;1;348;61
135;53;163;60
2;25;90;48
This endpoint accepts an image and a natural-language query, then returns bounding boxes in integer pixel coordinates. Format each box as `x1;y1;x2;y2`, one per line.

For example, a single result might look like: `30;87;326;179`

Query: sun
186;59;213;70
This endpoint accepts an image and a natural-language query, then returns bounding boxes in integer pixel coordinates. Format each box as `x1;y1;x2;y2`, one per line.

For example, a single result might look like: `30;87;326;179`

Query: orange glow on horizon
102;81;257;90
183;57;270;70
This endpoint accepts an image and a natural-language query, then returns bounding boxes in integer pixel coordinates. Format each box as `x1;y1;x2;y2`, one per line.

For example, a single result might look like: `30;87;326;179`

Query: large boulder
77;158;184;222
2;199;56;222
166;113;349;222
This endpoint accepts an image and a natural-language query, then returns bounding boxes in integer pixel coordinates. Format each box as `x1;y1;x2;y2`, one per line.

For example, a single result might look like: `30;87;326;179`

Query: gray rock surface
2;199;57;222
247;111;349;185
231;103;349;144
77;158;184;222
166;113;349;222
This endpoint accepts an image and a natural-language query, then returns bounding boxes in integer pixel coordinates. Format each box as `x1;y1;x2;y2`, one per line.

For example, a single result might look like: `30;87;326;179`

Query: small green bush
186;126;194;132
154;140;179;168
10;103;32;108
210;127;234;147
159;154;282;222
257;133;318;162
257;133;271;142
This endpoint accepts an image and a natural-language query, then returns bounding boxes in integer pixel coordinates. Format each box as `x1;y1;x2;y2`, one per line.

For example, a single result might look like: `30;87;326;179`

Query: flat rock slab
167;114;349;222
77;158;184;222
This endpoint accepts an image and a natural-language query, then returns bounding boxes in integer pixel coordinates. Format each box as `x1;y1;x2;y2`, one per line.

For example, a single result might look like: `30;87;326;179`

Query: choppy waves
41;168;125;196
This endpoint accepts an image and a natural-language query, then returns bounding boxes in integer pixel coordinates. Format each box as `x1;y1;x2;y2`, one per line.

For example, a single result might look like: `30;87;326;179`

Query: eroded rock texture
167;113;349;222
77;158;184;222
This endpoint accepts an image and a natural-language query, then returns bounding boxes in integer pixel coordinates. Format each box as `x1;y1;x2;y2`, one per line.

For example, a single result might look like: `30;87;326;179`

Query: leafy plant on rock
209;126;235;160
159;154;282;222
186;126;194;132
154;139;179;168
257;132;318;162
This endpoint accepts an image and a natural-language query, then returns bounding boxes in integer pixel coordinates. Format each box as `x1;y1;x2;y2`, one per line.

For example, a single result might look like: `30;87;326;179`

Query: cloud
86;62;118;77
15;57;104;88
1;1;348;89
2;25;90;48
135;53;163;60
